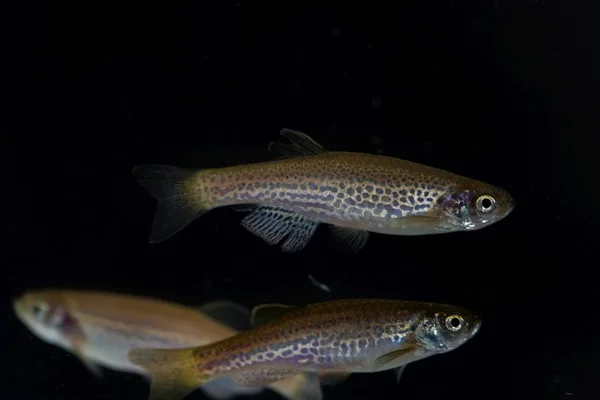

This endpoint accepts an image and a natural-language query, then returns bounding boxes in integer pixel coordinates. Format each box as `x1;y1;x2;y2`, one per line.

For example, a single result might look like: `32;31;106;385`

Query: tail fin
132;164;211;243
268;373;324;400
128;347;208;400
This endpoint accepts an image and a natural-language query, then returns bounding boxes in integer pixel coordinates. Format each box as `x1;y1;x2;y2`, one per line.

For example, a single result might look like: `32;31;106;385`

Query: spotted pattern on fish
195;152;458;229
190;299;420;377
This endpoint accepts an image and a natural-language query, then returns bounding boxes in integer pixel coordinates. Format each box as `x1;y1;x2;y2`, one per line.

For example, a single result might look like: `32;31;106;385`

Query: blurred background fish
129;298;481;400
132;129;514;253
12;289;320;400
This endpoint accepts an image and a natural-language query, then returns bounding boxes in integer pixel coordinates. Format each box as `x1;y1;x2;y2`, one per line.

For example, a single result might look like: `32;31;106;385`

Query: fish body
133;129;514;252
12;289;320;400
128;298;481;400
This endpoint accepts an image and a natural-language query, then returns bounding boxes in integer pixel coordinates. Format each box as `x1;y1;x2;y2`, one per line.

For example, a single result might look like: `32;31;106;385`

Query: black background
3;1;599;399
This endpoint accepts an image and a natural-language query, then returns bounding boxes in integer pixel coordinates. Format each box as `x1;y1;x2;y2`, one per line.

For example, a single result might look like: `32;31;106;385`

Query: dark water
4;2;599;400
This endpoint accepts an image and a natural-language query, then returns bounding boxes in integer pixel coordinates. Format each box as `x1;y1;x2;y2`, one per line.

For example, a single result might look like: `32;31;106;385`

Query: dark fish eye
31;302;46;318
444;315;464;331
475;195;496;213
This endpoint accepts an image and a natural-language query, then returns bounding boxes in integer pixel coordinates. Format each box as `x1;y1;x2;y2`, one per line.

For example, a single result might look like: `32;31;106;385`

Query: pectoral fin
373;347;416;371
62;315;103;378
393;365;407;383
73;350;103;378
393;214;444;233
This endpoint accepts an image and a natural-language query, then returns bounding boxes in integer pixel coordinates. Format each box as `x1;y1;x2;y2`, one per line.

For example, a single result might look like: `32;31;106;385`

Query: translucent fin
240;206;320;252
197;300;252;332
74;351;103;378
391;214;445;233
251;303;299;327
329;226;370;253
201;377;264;400
269;373;324;400
63;318;103;378
374;347;416;371
317;371;351;386
394;365;407;383
132;164;210;243
268;128;329;158
128;347;206;400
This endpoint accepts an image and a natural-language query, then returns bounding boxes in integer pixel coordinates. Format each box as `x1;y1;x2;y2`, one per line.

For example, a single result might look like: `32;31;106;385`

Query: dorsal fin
267;129;329;158
250;303;299;327
197;300;252;332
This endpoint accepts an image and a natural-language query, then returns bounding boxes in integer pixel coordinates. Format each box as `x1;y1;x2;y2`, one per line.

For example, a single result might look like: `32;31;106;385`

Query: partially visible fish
128;298;482;400
12;289;321;400
132;128;515;253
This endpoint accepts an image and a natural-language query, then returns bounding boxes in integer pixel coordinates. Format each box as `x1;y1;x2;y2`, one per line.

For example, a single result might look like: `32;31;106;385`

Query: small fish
132;129;514;253
12;289;321;400
128;298;481;400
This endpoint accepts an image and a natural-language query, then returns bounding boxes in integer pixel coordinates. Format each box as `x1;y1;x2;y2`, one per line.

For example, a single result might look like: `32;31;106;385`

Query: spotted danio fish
12;289;321;400
133;129;514;252
128;299;481;400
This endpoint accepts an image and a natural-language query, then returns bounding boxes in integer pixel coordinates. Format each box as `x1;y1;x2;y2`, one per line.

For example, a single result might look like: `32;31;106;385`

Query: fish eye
475;195;496;213
31;302;47;318
444;314;464;332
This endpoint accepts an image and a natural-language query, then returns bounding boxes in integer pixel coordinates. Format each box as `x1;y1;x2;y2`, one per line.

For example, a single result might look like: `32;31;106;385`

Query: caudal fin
132;164;211;243
128;347;208;400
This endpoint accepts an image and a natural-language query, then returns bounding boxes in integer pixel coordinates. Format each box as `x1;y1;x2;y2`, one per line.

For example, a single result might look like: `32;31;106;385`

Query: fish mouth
11;296;26;316
504;196;516;215
470;317;482;337
490;195;515;224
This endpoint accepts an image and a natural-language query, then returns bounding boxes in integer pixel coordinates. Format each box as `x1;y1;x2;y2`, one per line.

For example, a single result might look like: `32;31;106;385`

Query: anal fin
240;206;319;252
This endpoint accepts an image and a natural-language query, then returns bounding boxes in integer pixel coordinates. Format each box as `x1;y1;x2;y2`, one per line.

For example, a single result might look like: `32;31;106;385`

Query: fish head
12;290;75;350
413;304;481;354
437;182;515;232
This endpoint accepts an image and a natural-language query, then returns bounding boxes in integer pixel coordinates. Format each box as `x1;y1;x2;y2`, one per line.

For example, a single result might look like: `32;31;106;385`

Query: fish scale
205;152;454;226
133;128;514;251
127;298;482;400
13;290;320;400
195;299;418;375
